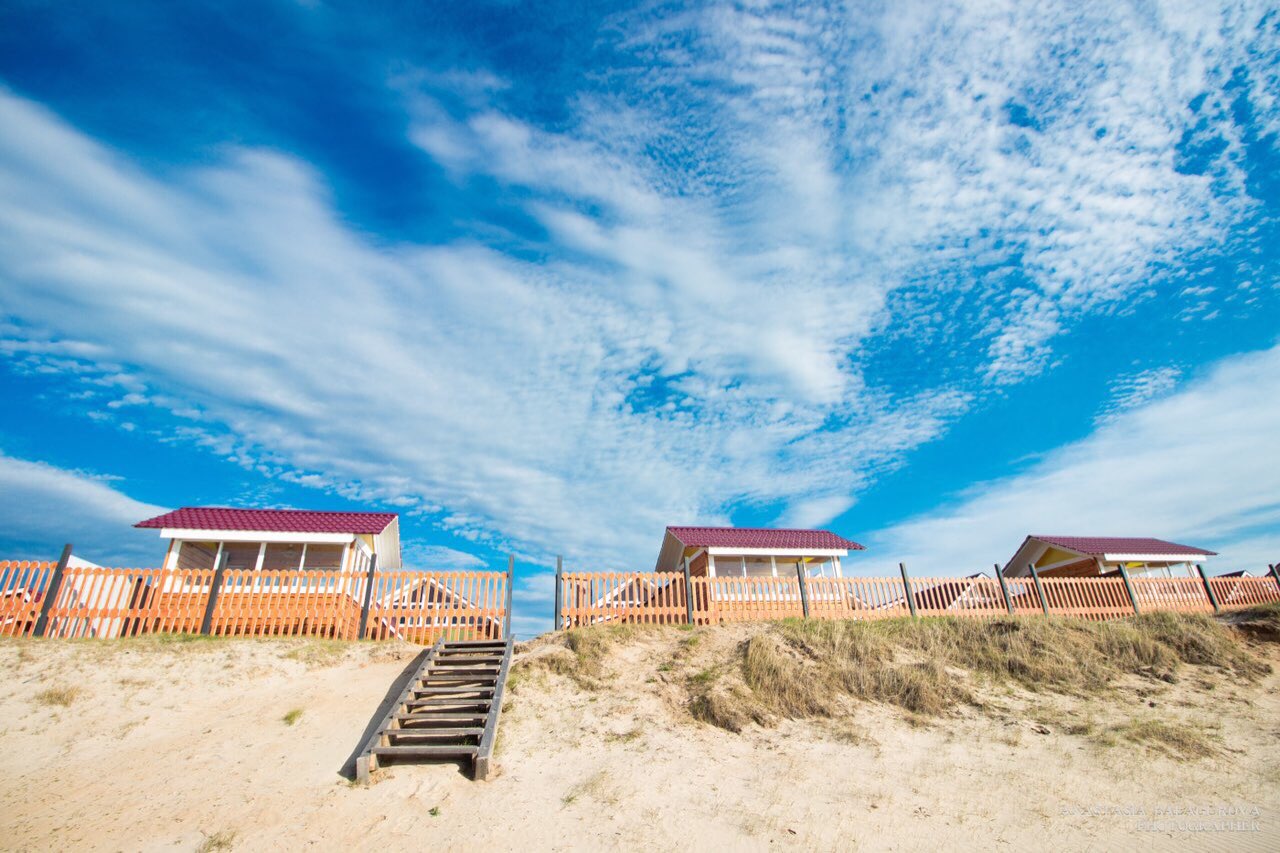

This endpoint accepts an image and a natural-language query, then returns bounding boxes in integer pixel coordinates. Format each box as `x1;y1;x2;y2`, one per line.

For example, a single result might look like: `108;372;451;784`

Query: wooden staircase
356;637;513;782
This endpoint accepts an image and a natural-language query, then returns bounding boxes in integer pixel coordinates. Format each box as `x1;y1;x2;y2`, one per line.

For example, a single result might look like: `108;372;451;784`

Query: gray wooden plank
472;637;513;781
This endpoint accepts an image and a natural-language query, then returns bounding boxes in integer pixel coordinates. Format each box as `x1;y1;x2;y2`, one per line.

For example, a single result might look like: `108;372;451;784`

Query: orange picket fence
2;563;511;642
0;561;58;638
555;569;1280;629
41;568;217;639
807;577;913;619
1036;577;1135;620
1130;577;1215;614
909;577;1008;617
364;570;509;642
693;576;805;623
209;570;364;638
560;572;687;627
1208;575;1280;609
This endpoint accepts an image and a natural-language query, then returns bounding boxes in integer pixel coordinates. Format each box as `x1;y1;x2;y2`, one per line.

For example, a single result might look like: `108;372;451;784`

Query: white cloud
1097;365;1183;423
0;452;166;565
0;88;957;569
400;543;486;571
863;343;1280;576
600;1;1270;381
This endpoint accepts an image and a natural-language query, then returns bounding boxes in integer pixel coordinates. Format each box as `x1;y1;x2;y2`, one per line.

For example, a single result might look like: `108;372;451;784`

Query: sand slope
1;627;1277;852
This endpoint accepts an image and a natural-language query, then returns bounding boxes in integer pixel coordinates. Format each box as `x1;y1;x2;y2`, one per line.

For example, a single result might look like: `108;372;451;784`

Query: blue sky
0;1;1277;637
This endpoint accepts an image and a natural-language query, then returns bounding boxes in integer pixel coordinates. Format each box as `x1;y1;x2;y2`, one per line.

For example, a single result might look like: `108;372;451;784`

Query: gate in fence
554;562;1280;629
0;546;513;643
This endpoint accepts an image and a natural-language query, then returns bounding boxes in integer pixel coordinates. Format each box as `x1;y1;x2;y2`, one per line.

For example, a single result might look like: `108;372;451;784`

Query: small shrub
282;708;303;726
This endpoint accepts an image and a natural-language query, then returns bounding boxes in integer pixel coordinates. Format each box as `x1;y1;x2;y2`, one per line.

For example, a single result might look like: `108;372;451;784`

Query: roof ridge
169;505;395;515
668;524;837;532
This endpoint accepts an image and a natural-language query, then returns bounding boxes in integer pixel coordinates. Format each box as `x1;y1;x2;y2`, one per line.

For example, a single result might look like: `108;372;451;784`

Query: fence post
199;550;229;636
503;555;515;639
993;563;1014;614
356;553;379;640
554;556;563;631
682;556;694;625
32;543;73;638
899;562;917;618
1195;564;1220;613
794;562;811;618
1027;564;1049;616
1117;564;1140;616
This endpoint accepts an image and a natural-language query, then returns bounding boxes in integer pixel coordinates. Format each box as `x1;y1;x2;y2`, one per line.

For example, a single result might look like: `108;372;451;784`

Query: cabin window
261;543;305;571
222;542;262;571
743;558;774;577
805;558;835;578
176;541;219;571
303;544;344;571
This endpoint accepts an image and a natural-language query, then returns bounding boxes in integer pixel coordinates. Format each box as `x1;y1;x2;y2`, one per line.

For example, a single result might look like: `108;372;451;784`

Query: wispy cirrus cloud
1096;366;1183;423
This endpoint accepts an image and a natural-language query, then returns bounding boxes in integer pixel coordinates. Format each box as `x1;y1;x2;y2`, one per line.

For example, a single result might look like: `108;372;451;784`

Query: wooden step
433;657;503;664
419;678;495;686
393;713;487;724
370;745;478;758
404;698;492;709
431;659;502;666
383;726;485;738
413;687;495;695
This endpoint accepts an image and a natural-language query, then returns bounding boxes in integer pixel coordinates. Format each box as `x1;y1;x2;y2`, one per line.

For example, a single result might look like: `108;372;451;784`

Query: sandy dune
1;626;1277;852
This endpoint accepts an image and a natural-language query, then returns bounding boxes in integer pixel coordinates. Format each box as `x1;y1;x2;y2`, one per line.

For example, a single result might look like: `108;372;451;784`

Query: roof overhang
157;528;357;545
707;547;848;557
1102;553;1212;563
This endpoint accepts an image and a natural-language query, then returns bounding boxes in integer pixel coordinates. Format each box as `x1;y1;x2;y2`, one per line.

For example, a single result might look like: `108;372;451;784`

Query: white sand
1;630;1277;852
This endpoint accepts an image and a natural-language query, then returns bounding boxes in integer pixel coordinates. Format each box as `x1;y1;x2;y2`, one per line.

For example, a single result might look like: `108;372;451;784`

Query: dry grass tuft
689;679;773;732
34;686;81;707
562;769;620;806
748;623;968;717
1092;718;1220;760
281;640;351;668
196;829;237;852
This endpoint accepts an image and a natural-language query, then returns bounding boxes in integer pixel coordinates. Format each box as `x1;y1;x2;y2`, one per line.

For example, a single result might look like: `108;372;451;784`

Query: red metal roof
135;507;397;535
666;526;864;551
1034;536;1215;557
